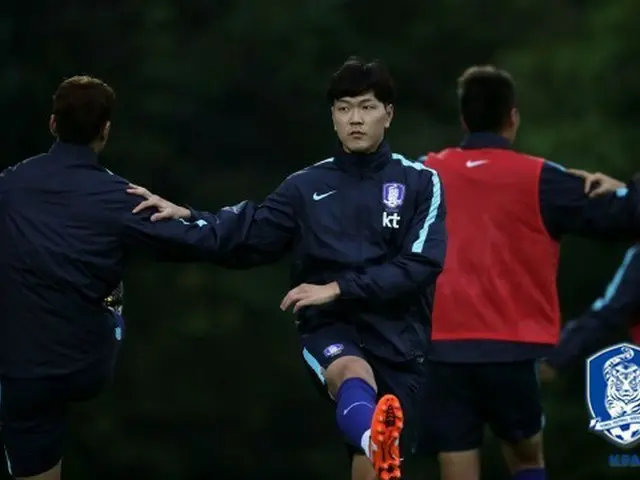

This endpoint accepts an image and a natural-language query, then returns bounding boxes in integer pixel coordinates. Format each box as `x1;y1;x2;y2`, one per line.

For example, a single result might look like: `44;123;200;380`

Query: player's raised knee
324;355;376;396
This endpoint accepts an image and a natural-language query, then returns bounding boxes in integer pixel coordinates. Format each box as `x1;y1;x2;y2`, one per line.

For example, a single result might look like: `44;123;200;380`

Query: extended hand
567;169;626;197
127;184;191;221
280;282;341;314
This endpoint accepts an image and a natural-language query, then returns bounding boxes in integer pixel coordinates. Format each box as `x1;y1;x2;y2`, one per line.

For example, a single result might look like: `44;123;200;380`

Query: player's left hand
280;282;341;313
567;169;626;197
127;184;191;221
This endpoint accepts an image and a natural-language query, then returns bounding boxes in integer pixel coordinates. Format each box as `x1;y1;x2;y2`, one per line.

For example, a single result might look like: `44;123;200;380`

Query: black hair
327;56;395;105
457;65;515;133
53;75;116;144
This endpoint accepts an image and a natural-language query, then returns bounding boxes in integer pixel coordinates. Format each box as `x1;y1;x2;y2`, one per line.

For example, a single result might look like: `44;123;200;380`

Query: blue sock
335;378;377;455
513;468;546;480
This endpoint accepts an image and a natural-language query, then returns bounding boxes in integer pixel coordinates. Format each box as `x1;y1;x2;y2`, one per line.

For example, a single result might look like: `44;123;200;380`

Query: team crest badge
382;182;405;211
586;343;640;448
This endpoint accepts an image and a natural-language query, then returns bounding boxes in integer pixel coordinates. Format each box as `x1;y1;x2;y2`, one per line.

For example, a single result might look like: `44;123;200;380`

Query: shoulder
539;158;567;172
82;166;140;208
391;152;441;183
536;158;577;185
282;156;336;187
421;148;461;164
77;164;132;194
392;152;430;170
502;150;553;169
100;166;130;186
0;153;48;180
289;156;335;177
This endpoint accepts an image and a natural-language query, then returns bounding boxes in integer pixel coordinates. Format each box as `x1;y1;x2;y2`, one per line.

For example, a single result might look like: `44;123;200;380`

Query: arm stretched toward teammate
540;244;640;380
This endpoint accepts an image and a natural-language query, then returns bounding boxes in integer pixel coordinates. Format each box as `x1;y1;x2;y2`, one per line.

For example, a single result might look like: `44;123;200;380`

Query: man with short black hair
421;64;640;480
131;57;447;480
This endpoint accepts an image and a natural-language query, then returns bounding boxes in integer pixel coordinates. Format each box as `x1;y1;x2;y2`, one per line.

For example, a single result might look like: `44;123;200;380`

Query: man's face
331;92;393;153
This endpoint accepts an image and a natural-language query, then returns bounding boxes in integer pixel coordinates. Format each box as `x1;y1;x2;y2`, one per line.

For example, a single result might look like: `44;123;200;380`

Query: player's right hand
567;169;626;197
127;184;191;221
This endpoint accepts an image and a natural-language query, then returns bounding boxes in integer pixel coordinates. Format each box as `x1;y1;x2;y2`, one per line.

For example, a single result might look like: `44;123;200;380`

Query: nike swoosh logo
466;160;489;168
343;401;374;416
313;190;336;201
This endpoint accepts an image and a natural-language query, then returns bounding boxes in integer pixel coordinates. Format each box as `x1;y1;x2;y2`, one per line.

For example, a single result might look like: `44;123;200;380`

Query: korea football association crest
586;343;640;448
382;182;405;229
382;182;405;211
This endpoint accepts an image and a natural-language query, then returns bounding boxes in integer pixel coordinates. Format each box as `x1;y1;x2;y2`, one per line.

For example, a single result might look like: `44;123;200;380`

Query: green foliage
1;1;639;478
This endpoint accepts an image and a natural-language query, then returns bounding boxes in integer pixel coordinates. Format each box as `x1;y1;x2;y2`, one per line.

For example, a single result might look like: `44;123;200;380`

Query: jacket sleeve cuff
336;276;356;300
187;206;202;221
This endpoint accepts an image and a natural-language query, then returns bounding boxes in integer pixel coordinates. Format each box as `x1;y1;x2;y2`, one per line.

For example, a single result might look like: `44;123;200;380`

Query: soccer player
538;243;640;380
129;57;447;480
0;76;266;480
420;65;640;480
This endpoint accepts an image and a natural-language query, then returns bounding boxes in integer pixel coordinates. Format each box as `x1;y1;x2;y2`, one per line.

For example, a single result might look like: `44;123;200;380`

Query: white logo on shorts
323;344;344;358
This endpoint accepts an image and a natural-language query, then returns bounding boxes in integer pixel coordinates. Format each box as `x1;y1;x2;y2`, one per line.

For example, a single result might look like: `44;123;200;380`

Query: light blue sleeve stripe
179;218;208;227
392;153;422;168
0;381;12;475
302;347;326;384
411;169;442;253
314;157;334;165
390;153;443;254
592;245;639;311
544;160;566;172
4;446;12;476
533;363;546;429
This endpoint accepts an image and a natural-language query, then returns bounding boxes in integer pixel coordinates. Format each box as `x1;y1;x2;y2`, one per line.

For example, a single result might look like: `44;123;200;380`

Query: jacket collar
49;141;99;164
333;140;392;175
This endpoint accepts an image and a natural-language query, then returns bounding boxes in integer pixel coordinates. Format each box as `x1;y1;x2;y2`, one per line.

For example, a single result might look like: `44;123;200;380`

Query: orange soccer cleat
369;394;404;480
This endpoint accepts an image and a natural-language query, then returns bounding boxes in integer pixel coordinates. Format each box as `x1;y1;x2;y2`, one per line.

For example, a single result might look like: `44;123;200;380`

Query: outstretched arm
121;198;259;262
124;179;297;266
539;162;640;240
545;244;640;372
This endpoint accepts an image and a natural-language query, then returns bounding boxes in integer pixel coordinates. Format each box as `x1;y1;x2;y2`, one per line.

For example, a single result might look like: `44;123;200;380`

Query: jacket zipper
358;171;365;267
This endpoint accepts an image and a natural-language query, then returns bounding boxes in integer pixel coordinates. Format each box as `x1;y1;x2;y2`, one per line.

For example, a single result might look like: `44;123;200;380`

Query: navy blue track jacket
0;142;258;377
546;244;640;369
192;142;448;361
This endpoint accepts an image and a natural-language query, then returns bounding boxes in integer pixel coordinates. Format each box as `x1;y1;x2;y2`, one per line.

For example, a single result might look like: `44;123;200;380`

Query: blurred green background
1;0;639;478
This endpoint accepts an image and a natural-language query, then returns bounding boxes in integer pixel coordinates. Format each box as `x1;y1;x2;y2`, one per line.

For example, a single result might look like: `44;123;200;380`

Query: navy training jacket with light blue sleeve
0;142;259;378
546;244;640;370
192;141;447;361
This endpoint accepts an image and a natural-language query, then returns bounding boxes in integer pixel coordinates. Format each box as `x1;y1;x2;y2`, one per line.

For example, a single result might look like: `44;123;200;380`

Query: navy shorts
420;360;544;453
300;323;426;460
0;314;123;477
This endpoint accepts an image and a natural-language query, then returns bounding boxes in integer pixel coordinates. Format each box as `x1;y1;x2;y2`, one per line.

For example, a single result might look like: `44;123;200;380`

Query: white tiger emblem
604;347;640;418
587;343;640;448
